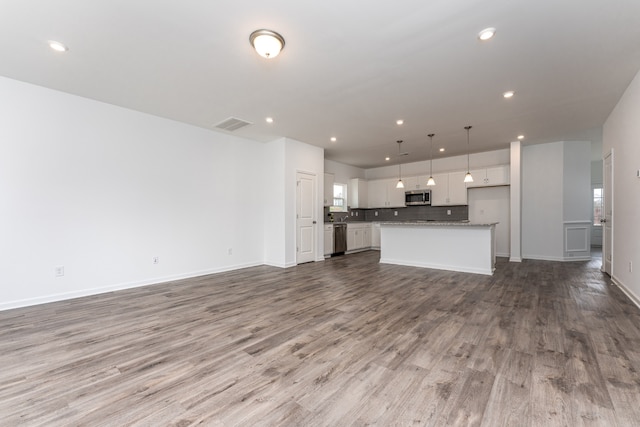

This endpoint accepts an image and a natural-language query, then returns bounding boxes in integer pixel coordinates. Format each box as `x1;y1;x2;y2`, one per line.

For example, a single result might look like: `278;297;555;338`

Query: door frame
602;150;613;275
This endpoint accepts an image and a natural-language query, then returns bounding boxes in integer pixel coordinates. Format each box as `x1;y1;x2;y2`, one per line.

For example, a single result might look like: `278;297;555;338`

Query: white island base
380;222;497;275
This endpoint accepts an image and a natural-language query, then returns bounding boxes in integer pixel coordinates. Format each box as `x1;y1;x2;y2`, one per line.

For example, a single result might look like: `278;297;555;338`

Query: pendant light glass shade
396;140;404;188
427;133;436;186
464;172;474;183
464;126;474;183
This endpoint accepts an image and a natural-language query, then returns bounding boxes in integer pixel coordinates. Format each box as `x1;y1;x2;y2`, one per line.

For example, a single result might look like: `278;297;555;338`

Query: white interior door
603;151;613;275
296;172;316;264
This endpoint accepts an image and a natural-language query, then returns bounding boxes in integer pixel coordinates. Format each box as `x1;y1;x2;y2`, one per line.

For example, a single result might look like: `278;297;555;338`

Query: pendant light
396;140;405;189
463;126;474;183
427;133;436;186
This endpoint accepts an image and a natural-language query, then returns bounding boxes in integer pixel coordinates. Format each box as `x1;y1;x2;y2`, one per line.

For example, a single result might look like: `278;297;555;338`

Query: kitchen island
380;221;497;275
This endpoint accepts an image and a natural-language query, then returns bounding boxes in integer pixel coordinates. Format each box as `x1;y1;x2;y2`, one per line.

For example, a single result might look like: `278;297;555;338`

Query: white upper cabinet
367;179;388;208
431;171;468;206
466;165;510;188
324;173;334;206
367;179;406;208
348;178;368;208
387;179;406;207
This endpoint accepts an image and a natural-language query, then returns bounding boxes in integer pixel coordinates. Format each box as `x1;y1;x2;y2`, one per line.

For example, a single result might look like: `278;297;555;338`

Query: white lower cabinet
346;223;372;252
371;222;381;248
324;224;333;256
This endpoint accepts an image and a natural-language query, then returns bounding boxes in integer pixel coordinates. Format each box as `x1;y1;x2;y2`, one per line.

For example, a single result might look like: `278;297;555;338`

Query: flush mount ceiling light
478;27;496;41
439;148;445;152
517;134;525;140
427;133;436;186
503;90;515;99
48;40;68;52
265;117;274;123
464;126;474;183
396;119;404;125
250;29;285;59
330;137;337;142
385;156;390;161
396;140;405;189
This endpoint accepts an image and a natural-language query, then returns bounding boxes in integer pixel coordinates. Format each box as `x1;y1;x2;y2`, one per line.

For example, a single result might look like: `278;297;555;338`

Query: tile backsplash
324;205;468;222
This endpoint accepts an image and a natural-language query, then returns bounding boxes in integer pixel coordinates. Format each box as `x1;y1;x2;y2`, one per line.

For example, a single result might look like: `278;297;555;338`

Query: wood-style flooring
1;251;640;426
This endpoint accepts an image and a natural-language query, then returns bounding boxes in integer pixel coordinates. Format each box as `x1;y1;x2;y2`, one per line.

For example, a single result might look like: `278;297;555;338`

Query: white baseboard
0;262;262;312
380;257;493;276
521;254;591;262
612;275;640;309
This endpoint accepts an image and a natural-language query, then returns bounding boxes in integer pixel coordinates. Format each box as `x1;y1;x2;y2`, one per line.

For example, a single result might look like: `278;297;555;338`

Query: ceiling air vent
214;117;253;132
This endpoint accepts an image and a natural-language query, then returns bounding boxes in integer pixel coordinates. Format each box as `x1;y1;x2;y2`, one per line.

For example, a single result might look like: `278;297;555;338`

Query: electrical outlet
351;211;354;216
153;256;159;264
447;209;451;215
394;211;398;216
228;248;233;255
55;266;64;277
355;212;359;217
374;211;378;216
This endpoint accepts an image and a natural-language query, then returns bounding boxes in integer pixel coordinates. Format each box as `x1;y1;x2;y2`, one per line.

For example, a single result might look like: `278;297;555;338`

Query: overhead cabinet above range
367;178;406;208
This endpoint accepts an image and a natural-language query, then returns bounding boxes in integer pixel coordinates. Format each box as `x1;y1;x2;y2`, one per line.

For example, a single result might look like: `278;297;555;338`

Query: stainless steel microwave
405;190;431;205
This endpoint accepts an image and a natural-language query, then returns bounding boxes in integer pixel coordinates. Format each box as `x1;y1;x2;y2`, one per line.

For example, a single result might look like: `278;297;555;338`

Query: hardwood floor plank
1;251;639;425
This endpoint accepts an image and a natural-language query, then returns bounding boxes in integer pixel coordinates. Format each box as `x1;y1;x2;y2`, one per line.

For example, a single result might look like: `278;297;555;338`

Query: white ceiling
1;0;639;168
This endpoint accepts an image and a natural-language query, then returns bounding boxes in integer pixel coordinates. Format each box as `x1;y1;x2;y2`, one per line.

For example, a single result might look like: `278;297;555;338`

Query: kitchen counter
379;222;497;275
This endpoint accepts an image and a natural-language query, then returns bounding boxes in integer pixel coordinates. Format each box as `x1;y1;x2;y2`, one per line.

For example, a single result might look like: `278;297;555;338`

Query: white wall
284;138;325;265
324;159;365;184
522;142;564;260
522;141;592;261
364;149;510;180
262;139;287;267
563;141;592;222
468;186;510;257
603;68;640;305
0;76;268;310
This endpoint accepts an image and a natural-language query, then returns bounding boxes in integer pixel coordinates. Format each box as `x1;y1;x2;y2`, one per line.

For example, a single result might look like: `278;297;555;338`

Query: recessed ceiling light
48;40;68;52
265;117;274;123
503;90;515;99
439;148;445;152
517;135;525;140
330;137;337;142
385;157;390;161
478;28;496;41
396;120;404;125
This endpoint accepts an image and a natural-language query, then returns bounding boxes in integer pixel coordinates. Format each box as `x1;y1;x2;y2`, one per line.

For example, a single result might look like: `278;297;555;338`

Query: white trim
0;262;262;312
379;258;493;276
564;224;590;252
612;275;640;309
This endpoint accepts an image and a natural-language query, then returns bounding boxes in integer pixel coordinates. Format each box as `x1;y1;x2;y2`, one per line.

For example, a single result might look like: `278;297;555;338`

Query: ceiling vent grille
214;117;253;132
